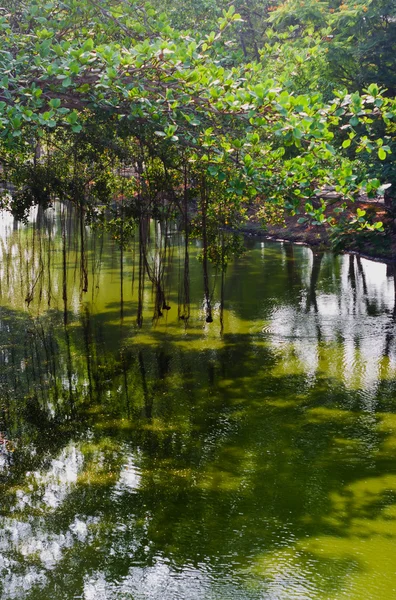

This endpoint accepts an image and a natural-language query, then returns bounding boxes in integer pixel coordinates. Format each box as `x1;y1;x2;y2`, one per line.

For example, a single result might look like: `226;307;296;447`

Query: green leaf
67;110;78;125
11;117;22;129
378;147;386;161
293;127;302;140
82;38;94;51
367;83;379;97
49;98;61;109
325;143;335;155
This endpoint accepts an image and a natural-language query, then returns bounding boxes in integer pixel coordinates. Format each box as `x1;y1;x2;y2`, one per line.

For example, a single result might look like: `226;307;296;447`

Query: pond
0;204;396;599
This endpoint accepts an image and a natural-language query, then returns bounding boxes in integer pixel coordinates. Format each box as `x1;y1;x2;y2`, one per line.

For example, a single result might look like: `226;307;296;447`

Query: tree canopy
0;0;395;245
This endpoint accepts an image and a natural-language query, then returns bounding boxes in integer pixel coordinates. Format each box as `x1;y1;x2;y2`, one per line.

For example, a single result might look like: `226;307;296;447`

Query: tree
267;0;396;95
0;0;394;249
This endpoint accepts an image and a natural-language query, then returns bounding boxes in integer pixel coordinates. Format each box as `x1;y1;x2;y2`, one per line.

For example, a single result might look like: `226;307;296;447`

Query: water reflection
0;206;396;598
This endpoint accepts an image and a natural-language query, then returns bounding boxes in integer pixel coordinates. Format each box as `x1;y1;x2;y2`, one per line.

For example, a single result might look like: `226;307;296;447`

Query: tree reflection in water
0;206;396;599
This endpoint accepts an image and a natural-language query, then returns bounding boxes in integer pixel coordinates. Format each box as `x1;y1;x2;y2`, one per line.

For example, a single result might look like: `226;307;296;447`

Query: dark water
0;205;396;599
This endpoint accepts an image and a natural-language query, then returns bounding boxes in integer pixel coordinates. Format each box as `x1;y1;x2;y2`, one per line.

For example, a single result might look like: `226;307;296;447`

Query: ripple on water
112;451;142;499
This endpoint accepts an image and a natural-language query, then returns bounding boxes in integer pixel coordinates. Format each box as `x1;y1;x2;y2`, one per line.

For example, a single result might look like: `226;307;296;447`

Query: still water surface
0;206;396;599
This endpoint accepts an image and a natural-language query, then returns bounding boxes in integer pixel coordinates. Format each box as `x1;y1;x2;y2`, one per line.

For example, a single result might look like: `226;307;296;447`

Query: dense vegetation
0;0;395;265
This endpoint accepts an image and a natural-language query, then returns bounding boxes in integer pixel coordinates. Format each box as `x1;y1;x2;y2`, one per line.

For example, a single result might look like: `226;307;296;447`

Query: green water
0;205;396;599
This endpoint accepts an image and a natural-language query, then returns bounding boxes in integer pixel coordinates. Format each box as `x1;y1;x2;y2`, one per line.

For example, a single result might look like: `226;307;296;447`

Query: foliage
268;0;396;95
0;0;395;255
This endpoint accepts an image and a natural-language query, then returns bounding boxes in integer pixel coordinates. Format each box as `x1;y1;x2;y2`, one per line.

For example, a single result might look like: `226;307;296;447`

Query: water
0;205;396;599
